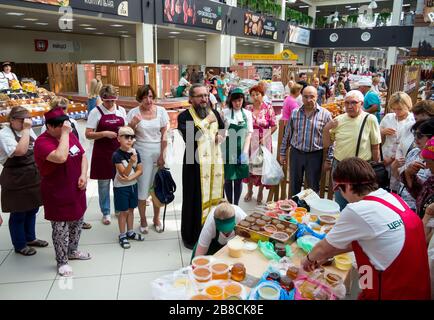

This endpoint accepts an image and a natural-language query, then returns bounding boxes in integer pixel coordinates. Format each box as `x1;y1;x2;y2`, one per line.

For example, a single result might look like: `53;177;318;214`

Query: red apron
352;193;431;300
41;133;87;222
90;106;125;180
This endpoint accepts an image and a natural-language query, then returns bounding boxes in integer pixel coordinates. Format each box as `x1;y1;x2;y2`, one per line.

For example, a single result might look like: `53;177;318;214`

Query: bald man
280;86;333;195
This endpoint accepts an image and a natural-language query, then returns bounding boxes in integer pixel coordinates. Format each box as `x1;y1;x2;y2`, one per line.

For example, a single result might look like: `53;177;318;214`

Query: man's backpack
151;168;176;232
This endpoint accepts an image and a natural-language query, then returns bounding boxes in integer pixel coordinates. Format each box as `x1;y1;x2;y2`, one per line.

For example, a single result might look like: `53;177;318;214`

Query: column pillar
206;34;236;67
386;47;398;69
280;0;286;21
308;5;317;28
136;23;154;63
391;0;403;25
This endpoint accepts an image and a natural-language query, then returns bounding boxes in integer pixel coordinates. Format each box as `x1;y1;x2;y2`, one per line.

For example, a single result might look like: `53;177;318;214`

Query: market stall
151;191;355;300
387;64;422;111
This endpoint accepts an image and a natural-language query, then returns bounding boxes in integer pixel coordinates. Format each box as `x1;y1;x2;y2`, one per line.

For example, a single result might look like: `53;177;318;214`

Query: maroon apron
0;130;42;212
90;106;125;180
41;133;87;222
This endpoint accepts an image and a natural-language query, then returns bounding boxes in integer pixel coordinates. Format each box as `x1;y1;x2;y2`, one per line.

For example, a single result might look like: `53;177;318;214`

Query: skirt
135;142;161;201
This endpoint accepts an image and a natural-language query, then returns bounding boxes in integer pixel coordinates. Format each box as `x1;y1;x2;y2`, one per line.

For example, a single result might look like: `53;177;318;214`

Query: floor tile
0;248;57;284
0;250;11;266
55;244;124;279
0;280;54;300
122;238;182;274
47;275;120;300
118;271;176;300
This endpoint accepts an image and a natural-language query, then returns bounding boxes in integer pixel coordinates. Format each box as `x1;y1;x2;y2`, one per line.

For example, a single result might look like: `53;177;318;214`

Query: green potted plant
316;16;327;29
377;11;391;26
347;14;359;27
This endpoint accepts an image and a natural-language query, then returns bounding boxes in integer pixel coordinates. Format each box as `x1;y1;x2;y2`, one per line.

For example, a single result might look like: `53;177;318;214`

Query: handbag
356;114;390;190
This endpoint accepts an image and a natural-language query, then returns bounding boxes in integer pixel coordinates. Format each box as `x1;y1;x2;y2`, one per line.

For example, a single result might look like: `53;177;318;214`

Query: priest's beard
194;102;210;119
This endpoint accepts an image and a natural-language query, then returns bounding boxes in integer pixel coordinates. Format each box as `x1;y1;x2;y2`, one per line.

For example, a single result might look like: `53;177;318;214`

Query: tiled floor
0;122;259;300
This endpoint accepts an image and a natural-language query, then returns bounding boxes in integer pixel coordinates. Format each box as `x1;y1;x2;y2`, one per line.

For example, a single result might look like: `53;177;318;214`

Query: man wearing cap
177;84;225;249
0;107;47;256
359;77;382;123
0;62;19;91
85;84;127;225
34;107;90;277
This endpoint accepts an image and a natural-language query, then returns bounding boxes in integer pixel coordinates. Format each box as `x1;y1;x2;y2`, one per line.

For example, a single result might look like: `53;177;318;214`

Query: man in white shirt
301;157;431;300
194;201;246;257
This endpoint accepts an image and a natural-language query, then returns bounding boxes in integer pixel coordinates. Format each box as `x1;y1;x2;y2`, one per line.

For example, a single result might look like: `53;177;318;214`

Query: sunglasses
120;135;135;140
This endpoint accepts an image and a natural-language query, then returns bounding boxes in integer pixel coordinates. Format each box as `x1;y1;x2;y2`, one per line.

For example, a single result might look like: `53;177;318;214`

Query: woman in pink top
243;84;277;204
281;83;303;123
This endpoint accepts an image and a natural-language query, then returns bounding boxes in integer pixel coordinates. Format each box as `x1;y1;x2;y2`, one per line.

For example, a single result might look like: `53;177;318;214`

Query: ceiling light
316;10;320;13
23;18;38;21
13;25;26;28
80;24;92;27
120;35;130;38
299;6;310;8
197;39;206;41
252;41;258;44
169;31;180;34
7;12;25;16
345;6;352;8
85;27;96;30
368;0;378;9
168;36;176;38
35;22;48;25
348;8;358;11
95;32;104;35
239;40;246;42
402;4;410;6
197;34;206;37
110;24;124;27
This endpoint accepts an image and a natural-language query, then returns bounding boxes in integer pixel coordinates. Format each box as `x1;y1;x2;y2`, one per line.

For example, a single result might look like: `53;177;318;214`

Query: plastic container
228;238;244;258
224;282;243;299
334;254;352;271
243;241;258;252
205;284;224;300
211;262;230;280
271;232;290;243
318;215;337;225
257;282;281;300
192;267;212;283
263;224;277;234
309;199;340;216
192;255;212;269
191;294;211;300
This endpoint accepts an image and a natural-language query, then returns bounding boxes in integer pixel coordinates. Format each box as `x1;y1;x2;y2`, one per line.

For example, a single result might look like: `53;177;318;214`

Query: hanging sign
244;13;277;40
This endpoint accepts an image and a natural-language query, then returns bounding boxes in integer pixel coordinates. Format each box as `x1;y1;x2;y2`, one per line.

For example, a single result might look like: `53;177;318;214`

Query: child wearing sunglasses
112;126;144;249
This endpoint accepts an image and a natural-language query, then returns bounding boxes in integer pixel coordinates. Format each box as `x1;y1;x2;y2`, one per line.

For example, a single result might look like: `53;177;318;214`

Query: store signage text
233;50;298;61
34;40;76;52
164;0;222;31
286;25;310;46
244;13;277;40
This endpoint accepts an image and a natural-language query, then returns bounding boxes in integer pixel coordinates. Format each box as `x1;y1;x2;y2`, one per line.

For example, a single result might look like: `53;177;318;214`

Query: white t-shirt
126;106;169;144
0;125;37;165
179;77;189;87
0;72;18;90
223;108;254;133
86;104;127;130
380;113;415;159
295;95;303;108
326;189;405;271
198;205;247;248
209;93;218;105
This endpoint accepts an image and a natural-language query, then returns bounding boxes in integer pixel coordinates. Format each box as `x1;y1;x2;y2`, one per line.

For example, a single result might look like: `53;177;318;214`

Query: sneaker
102;215;111;225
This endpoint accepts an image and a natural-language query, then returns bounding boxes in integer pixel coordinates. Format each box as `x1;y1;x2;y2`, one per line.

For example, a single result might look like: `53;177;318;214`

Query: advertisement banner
403;66;419;93
244;13;277;40
34;39;76;52
24;0;130;17
286;25;310;46
163;0;224;31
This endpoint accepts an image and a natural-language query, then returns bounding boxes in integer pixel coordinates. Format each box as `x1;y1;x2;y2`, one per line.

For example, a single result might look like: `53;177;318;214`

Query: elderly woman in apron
222;88;253;205
34;108;90;277
85;85;126;225
0;107;46;256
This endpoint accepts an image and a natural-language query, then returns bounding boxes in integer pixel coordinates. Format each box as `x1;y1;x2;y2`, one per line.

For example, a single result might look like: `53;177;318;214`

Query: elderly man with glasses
323;90;381;210
280;86;333;196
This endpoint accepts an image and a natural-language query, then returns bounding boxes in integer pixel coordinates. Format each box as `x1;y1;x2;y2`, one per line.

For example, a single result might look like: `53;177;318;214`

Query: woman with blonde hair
380;91;415;191
371;77;381;94
87;79;103;113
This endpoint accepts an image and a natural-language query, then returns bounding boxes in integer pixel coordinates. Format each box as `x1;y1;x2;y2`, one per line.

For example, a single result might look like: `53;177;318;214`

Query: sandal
119;237;131;249
140;226;149;234
68;250;91;260
58;264;73;277
256;192;264;205
153;224;164;234
244;191;253;202
126;232;145;241
27;239;49;247
82;222;92;230
15;246;36;256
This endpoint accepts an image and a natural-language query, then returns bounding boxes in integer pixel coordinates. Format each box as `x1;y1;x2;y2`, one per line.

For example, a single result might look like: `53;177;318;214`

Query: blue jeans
331;158;348;211
9;208;39;251
98;179;112;216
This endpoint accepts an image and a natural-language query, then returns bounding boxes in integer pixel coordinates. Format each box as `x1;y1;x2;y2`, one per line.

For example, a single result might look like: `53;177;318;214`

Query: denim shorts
114;184;138;212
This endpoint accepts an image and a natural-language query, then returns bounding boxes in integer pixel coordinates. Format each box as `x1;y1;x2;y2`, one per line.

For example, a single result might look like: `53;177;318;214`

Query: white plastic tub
308;199;340;216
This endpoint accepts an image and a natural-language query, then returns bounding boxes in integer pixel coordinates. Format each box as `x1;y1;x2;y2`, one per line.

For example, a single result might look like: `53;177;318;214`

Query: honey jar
211;262;230;280
256;219;266;228
231;263;246;282
193;267;211;283
224;283;243;299
205;285;224;300
286;266;299;280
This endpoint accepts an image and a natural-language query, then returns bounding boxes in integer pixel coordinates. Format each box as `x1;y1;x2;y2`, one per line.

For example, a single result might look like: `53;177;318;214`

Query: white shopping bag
261;146;284;186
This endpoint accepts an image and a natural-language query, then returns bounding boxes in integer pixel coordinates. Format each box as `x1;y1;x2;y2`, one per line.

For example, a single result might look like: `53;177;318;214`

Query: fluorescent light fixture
169;31;180;34
7;12;25;16
402;4;410;6
299;5;310;8
345;6;352;8
120;35;130;38
13;25;26;28
168;36;176;38
110;24;124;27
23;18;38;21
85;27;97;30
348;8;358;11
95;32;104;35
197;39;206;41
316;10;320;13
243;44;249;46
197;34;206;37
35;22;48;25
80;24;92;27
239;40;246;42
252;41;258;44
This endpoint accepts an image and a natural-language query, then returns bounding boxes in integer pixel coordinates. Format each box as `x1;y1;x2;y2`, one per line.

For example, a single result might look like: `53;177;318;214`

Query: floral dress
243;102;276;187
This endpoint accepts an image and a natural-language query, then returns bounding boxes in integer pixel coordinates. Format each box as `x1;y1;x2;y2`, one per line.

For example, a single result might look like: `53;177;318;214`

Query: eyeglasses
192;94;209;99
120;135;135;140
344;101;360;106
303;95;316;99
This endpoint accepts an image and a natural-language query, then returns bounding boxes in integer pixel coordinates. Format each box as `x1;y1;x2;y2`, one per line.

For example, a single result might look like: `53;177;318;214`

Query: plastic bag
297;235;321;253
261;146;284;186
151;267;197;300
294;275;336;300
258;241;281;261
249;147;263;175
296;224;326;241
